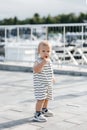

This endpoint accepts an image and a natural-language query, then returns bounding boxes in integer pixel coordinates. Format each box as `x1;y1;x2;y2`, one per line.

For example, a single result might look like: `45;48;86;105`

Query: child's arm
33;59;47;73
52;75;56;83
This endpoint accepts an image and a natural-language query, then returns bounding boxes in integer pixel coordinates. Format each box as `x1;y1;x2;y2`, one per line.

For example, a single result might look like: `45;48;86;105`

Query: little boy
33;40;54;122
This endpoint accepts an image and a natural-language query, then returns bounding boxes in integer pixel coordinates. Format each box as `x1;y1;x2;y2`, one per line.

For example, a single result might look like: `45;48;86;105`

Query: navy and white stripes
33;58;53;100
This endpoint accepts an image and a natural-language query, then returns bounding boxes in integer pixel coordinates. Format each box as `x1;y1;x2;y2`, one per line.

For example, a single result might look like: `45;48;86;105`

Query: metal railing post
63;26;66;64
81;25;84;65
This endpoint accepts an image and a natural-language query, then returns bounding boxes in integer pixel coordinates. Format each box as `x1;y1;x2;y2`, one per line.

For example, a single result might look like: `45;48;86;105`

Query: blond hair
38;40;51;53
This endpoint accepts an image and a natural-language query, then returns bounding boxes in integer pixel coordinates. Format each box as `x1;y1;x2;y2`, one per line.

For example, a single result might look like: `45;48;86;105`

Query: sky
0;0;87;20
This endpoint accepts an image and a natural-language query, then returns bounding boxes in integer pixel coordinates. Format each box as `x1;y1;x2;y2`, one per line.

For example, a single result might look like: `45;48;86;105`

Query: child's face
39;45;51;59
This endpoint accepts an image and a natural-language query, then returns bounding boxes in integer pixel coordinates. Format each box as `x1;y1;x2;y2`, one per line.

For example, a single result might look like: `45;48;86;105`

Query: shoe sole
33;118;47;122
43;114;53;117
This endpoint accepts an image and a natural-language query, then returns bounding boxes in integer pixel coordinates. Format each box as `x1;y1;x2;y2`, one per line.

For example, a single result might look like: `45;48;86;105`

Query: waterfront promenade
0;70;87;130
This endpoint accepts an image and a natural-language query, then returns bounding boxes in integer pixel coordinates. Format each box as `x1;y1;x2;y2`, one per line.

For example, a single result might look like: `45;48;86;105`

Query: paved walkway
0;70;87;130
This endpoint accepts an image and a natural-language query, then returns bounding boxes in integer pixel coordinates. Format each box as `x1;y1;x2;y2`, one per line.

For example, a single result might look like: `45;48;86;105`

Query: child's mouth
45;56;47;58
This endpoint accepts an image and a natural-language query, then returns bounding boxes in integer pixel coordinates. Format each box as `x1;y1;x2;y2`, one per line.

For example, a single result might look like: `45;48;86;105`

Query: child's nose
45;52;48;55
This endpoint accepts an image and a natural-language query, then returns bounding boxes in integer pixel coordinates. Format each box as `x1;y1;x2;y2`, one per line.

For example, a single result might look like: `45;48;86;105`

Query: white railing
0;23;87;68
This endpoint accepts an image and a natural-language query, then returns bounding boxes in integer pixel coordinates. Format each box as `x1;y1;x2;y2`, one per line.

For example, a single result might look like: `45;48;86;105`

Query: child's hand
52;77;56;84
43;56;50;63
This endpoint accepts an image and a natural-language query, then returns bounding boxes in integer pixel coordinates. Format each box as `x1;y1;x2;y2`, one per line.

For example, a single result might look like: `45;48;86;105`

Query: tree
33;13;41;24
0;12;87;25
13;16;18;25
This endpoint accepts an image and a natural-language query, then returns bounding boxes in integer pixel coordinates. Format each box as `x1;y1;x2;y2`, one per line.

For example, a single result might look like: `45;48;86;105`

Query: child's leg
36;99;45;112
42;99;48;109
34;99;47;122
42;99;53;117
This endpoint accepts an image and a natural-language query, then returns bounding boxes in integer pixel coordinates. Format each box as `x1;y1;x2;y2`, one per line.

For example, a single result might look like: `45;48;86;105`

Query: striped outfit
33;57;53;100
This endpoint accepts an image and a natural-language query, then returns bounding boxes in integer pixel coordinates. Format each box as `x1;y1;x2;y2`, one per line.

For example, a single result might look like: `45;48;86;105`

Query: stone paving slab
0;70;87;130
